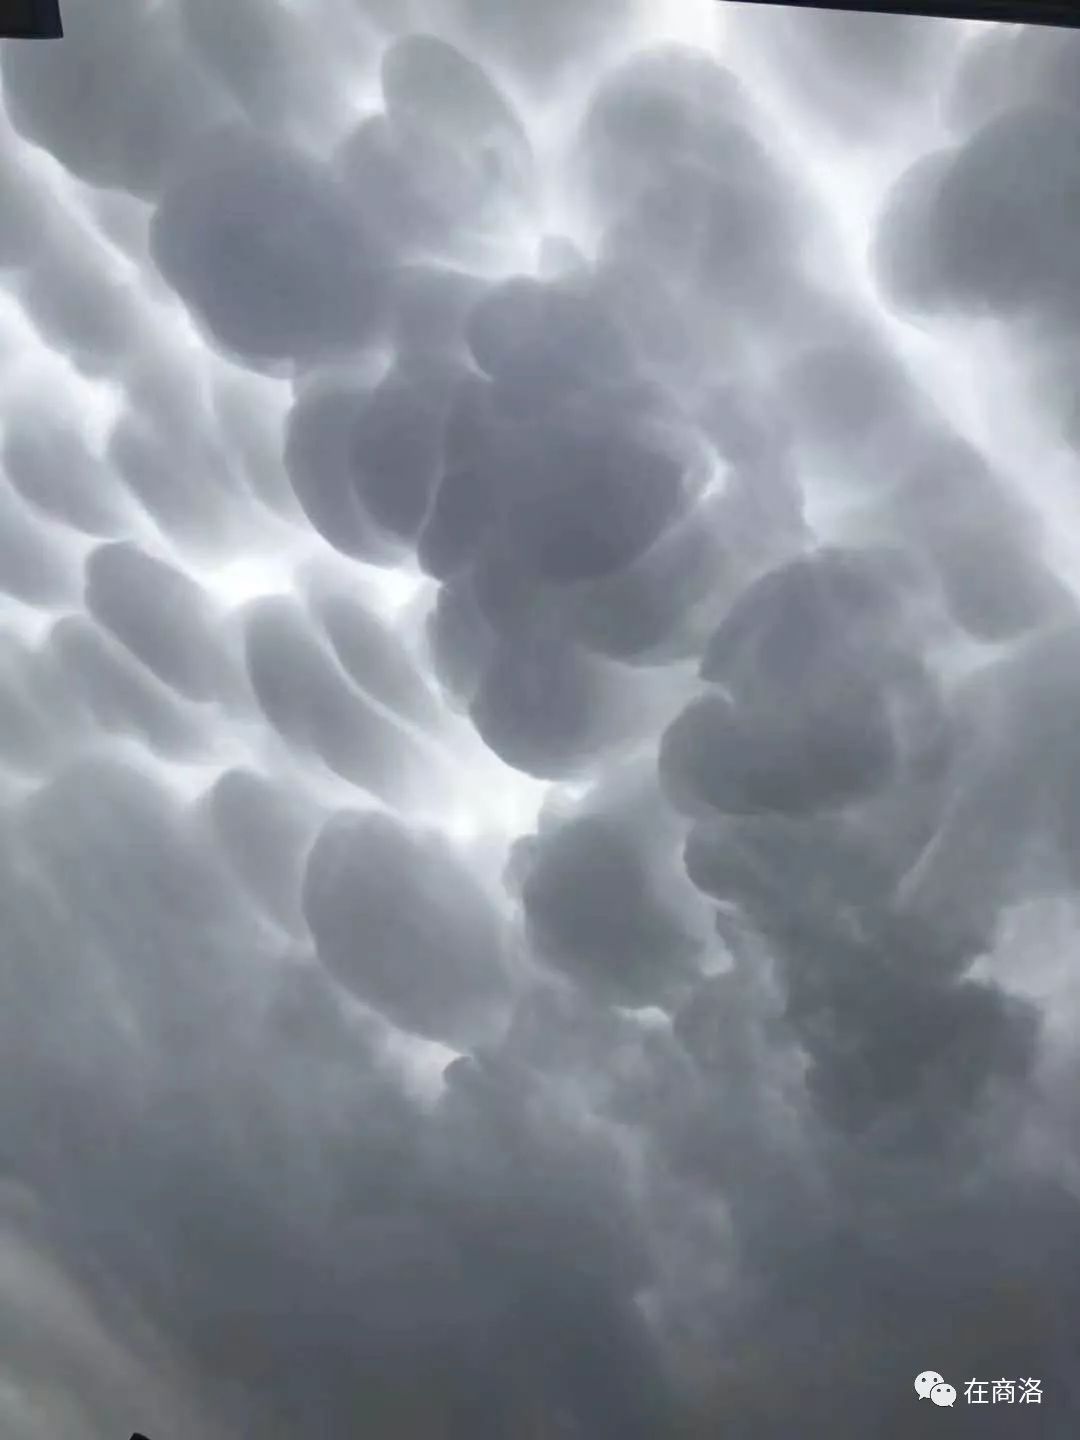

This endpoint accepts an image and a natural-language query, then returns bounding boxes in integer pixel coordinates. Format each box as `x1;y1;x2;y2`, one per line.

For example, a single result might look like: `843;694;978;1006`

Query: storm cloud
2;3;1080;1439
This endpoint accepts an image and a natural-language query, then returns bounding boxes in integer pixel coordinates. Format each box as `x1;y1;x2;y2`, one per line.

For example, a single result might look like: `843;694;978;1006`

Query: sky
2;1;1080;1436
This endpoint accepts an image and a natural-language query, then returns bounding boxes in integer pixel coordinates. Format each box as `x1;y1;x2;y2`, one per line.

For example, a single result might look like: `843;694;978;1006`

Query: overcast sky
2;1;1080;1436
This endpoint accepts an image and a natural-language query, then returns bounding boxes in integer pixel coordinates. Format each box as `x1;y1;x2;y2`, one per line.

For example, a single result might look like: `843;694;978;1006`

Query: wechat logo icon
915;1371;956;1406
915;1371;944;1399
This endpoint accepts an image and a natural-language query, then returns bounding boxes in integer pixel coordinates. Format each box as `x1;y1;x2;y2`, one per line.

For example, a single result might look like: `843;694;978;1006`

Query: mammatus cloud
2;3;1080;1438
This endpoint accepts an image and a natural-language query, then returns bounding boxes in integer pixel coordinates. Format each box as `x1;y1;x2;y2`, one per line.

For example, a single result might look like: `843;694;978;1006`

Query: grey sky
1;2;1079;1436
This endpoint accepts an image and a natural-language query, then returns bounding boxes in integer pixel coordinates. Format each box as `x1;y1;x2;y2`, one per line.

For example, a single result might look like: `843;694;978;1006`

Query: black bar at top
726;0;1080;29
0;0;63;38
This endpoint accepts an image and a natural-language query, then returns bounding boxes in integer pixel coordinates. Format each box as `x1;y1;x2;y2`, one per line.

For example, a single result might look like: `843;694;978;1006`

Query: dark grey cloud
417;459;500;581
514;812;703;1007
876;91;1080;491
7;754;258;1076
311;586;443;729
0;139;50;268
425;564;497;703
888;433;1073;642
2;410;125;537
43;615;208;758
564;492;736;665
898;624;1080;954
151;133;388;368
2;753;681;1437
423;1053;676;1439
468;617;630;778
570;42;840;408
303;807;511;1046
661;548;947;818
876;104;1080;326
678;717;1039;1156
335;34;535;267
660;683;898;818
242;595;436;803
575;44;750;223
599;152;800;313
390;261;487;366
350;361;457;540
689;1166;1080;1438
498;398;689;584
0;634;74;777
698;546;914;693
464;272;636;414
381;33;526;162
4;7;1080;1440
197;767;322;937
284;375;406;563
0;0;231;198
84;542;230;703
209;371;301;520
874;148;958;314
695;379;794;469
420;353;720;774
774;329;931;495
13;240;143;377
106;406;249;551
0;480;73;605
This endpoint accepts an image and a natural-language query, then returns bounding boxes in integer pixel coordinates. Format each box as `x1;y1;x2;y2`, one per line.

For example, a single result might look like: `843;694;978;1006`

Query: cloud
311;584;443;728
178;0;374;141
949;22;1080;133
499;398;689;584
44;616;209;756
334;34;535;267
435;0;636;91
197;766;322;936
284;375;406;563
1;0;230;198
468;617;629;777
242;594;440;803
0;480;73;605
660;548;947;818
303;807;513;1047
2;410;124;536
464;272;636;412
3;4;1080;1438
890;106;1080;323
724;1;953;139
350;361;457;539
390;260;487;364
515;812;704;1006
84;542;227;701
887;433;1073;642
575;43;751;221
151;133;388;367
